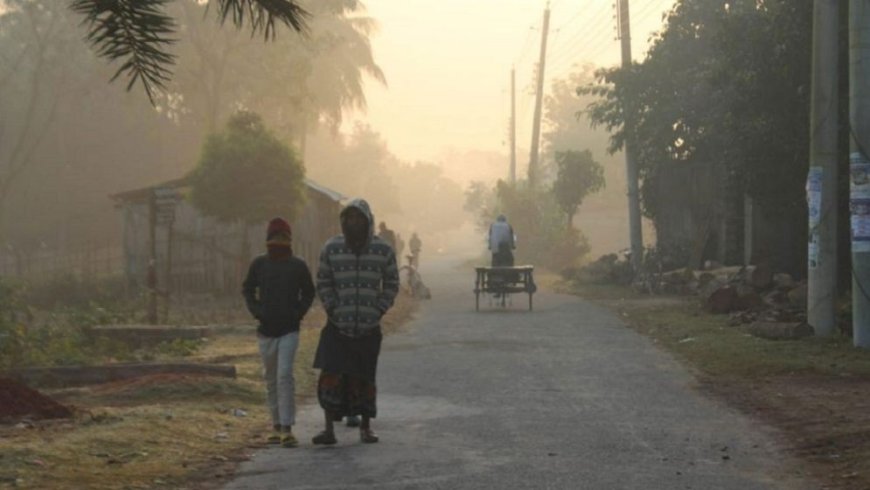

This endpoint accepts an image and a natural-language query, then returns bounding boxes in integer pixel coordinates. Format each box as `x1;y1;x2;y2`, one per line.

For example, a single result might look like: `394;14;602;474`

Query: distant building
111;177;345;295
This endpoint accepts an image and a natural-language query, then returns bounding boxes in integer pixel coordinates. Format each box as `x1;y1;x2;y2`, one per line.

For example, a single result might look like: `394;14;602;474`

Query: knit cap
266;217;292;247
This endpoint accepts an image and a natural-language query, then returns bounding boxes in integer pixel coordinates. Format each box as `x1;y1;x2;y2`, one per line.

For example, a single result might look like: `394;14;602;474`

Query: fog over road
224;254;811;490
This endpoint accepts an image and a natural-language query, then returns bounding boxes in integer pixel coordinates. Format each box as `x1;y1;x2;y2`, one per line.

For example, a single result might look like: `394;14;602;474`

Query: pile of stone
658;262;812;339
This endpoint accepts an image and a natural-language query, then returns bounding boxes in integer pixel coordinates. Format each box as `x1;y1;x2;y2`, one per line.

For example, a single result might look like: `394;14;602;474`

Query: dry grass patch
0;293;418;490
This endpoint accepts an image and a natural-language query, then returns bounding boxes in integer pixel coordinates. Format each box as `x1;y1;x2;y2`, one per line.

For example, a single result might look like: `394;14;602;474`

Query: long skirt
313;323;382;418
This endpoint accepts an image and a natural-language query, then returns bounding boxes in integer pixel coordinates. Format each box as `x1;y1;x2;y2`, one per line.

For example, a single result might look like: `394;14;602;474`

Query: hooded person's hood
340;198;375;247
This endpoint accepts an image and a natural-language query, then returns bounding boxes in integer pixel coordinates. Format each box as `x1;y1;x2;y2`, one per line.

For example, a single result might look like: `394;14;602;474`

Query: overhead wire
546;1;614;62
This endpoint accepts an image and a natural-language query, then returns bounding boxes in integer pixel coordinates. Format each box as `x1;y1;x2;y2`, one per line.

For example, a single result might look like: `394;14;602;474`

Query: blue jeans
258;332;299;427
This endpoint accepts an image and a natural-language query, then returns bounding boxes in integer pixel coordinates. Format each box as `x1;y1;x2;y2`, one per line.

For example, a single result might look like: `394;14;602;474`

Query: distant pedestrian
395;232;405;261
242;217;315;448
378;221;397;249
312;199;399;445
409;232;422;268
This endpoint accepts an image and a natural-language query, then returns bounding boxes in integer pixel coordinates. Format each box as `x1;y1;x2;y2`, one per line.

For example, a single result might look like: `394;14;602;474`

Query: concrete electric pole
617;0;644;270
807;0;840;337
851;0;870;347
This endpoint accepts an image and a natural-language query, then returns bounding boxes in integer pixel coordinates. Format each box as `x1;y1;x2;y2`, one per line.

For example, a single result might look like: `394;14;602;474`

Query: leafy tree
580;0;814;272
542;65;609;171
552;150;605;227
189;110;306;226
70;0;308;101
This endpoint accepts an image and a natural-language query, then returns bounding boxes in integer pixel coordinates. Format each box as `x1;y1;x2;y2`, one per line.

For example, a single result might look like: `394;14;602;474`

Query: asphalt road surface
224;258;811;490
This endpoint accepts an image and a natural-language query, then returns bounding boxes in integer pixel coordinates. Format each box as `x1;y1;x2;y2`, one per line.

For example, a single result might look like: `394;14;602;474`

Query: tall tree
171;0;384;141
0;1;88;240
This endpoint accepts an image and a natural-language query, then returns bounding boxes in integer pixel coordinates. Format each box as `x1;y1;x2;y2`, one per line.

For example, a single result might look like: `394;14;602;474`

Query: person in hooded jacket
242;217;315;448
312;199;400;444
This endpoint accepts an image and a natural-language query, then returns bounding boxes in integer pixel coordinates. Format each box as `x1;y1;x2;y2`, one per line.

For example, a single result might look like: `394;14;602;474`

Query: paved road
224;259;810;490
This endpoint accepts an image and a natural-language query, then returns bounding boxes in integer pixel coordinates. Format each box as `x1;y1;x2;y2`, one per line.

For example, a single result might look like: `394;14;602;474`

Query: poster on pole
807;167;822;268
851;153;870;252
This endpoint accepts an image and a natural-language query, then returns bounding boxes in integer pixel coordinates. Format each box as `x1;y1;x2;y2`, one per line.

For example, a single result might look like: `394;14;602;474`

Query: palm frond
214;0;309;40
71;0;176;103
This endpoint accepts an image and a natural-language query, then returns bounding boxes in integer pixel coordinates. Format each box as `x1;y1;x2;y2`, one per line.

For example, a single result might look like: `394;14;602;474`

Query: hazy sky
350;0;677;162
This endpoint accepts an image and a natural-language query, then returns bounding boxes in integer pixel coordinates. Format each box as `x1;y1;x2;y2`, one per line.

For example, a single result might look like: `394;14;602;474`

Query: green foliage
0;277;30;369
552;150;605;225
0;276;141;370
189;110;306;224
477;180;590;271
580;0;813;222
154;338;202;358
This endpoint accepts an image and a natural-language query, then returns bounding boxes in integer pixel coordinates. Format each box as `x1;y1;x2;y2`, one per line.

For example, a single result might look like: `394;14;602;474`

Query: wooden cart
474;265;535;311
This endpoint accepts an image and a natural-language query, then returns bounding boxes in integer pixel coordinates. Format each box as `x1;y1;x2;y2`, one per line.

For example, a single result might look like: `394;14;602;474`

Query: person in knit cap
242;217;315;448
312;199;399;445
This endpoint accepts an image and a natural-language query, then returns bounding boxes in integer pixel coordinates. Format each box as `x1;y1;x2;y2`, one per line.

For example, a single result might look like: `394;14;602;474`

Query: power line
547;16;617;73
515;25;538;65
546;2;614;62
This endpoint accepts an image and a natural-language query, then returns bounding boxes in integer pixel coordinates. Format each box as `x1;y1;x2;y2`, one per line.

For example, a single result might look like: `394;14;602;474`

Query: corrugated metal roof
111;176;345;204
304;178;346;202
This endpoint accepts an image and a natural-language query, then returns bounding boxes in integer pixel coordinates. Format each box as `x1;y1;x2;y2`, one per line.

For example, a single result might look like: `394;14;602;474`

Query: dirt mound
0;377;72;422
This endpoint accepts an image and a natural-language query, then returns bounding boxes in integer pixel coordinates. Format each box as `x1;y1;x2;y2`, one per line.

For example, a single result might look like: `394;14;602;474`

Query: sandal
266;432;281;445
312;430;337;445
359;428;379;444
281;432;298;448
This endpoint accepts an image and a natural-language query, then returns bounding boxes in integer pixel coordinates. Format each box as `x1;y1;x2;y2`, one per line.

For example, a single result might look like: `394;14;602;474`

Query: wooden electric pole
528;3;550;188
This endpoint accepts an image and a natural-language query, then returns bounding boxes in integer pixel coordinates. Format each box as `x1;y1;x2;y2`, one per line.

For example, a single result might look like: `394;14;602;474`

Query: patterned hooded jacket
316;199;400;338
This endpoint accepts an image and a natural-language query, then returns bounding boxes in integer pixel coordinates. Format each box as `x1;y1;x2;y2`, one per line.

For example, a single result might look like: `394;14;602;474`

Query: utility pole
851;0;870;347
511;66;517;184
617;0;643;271
808;0;840;337
528;2;550;188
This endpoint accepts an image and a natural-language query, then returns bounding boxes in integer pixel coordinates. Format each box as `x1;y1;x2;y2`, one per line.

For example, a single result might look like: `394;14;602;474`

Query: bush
0;276;139;370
